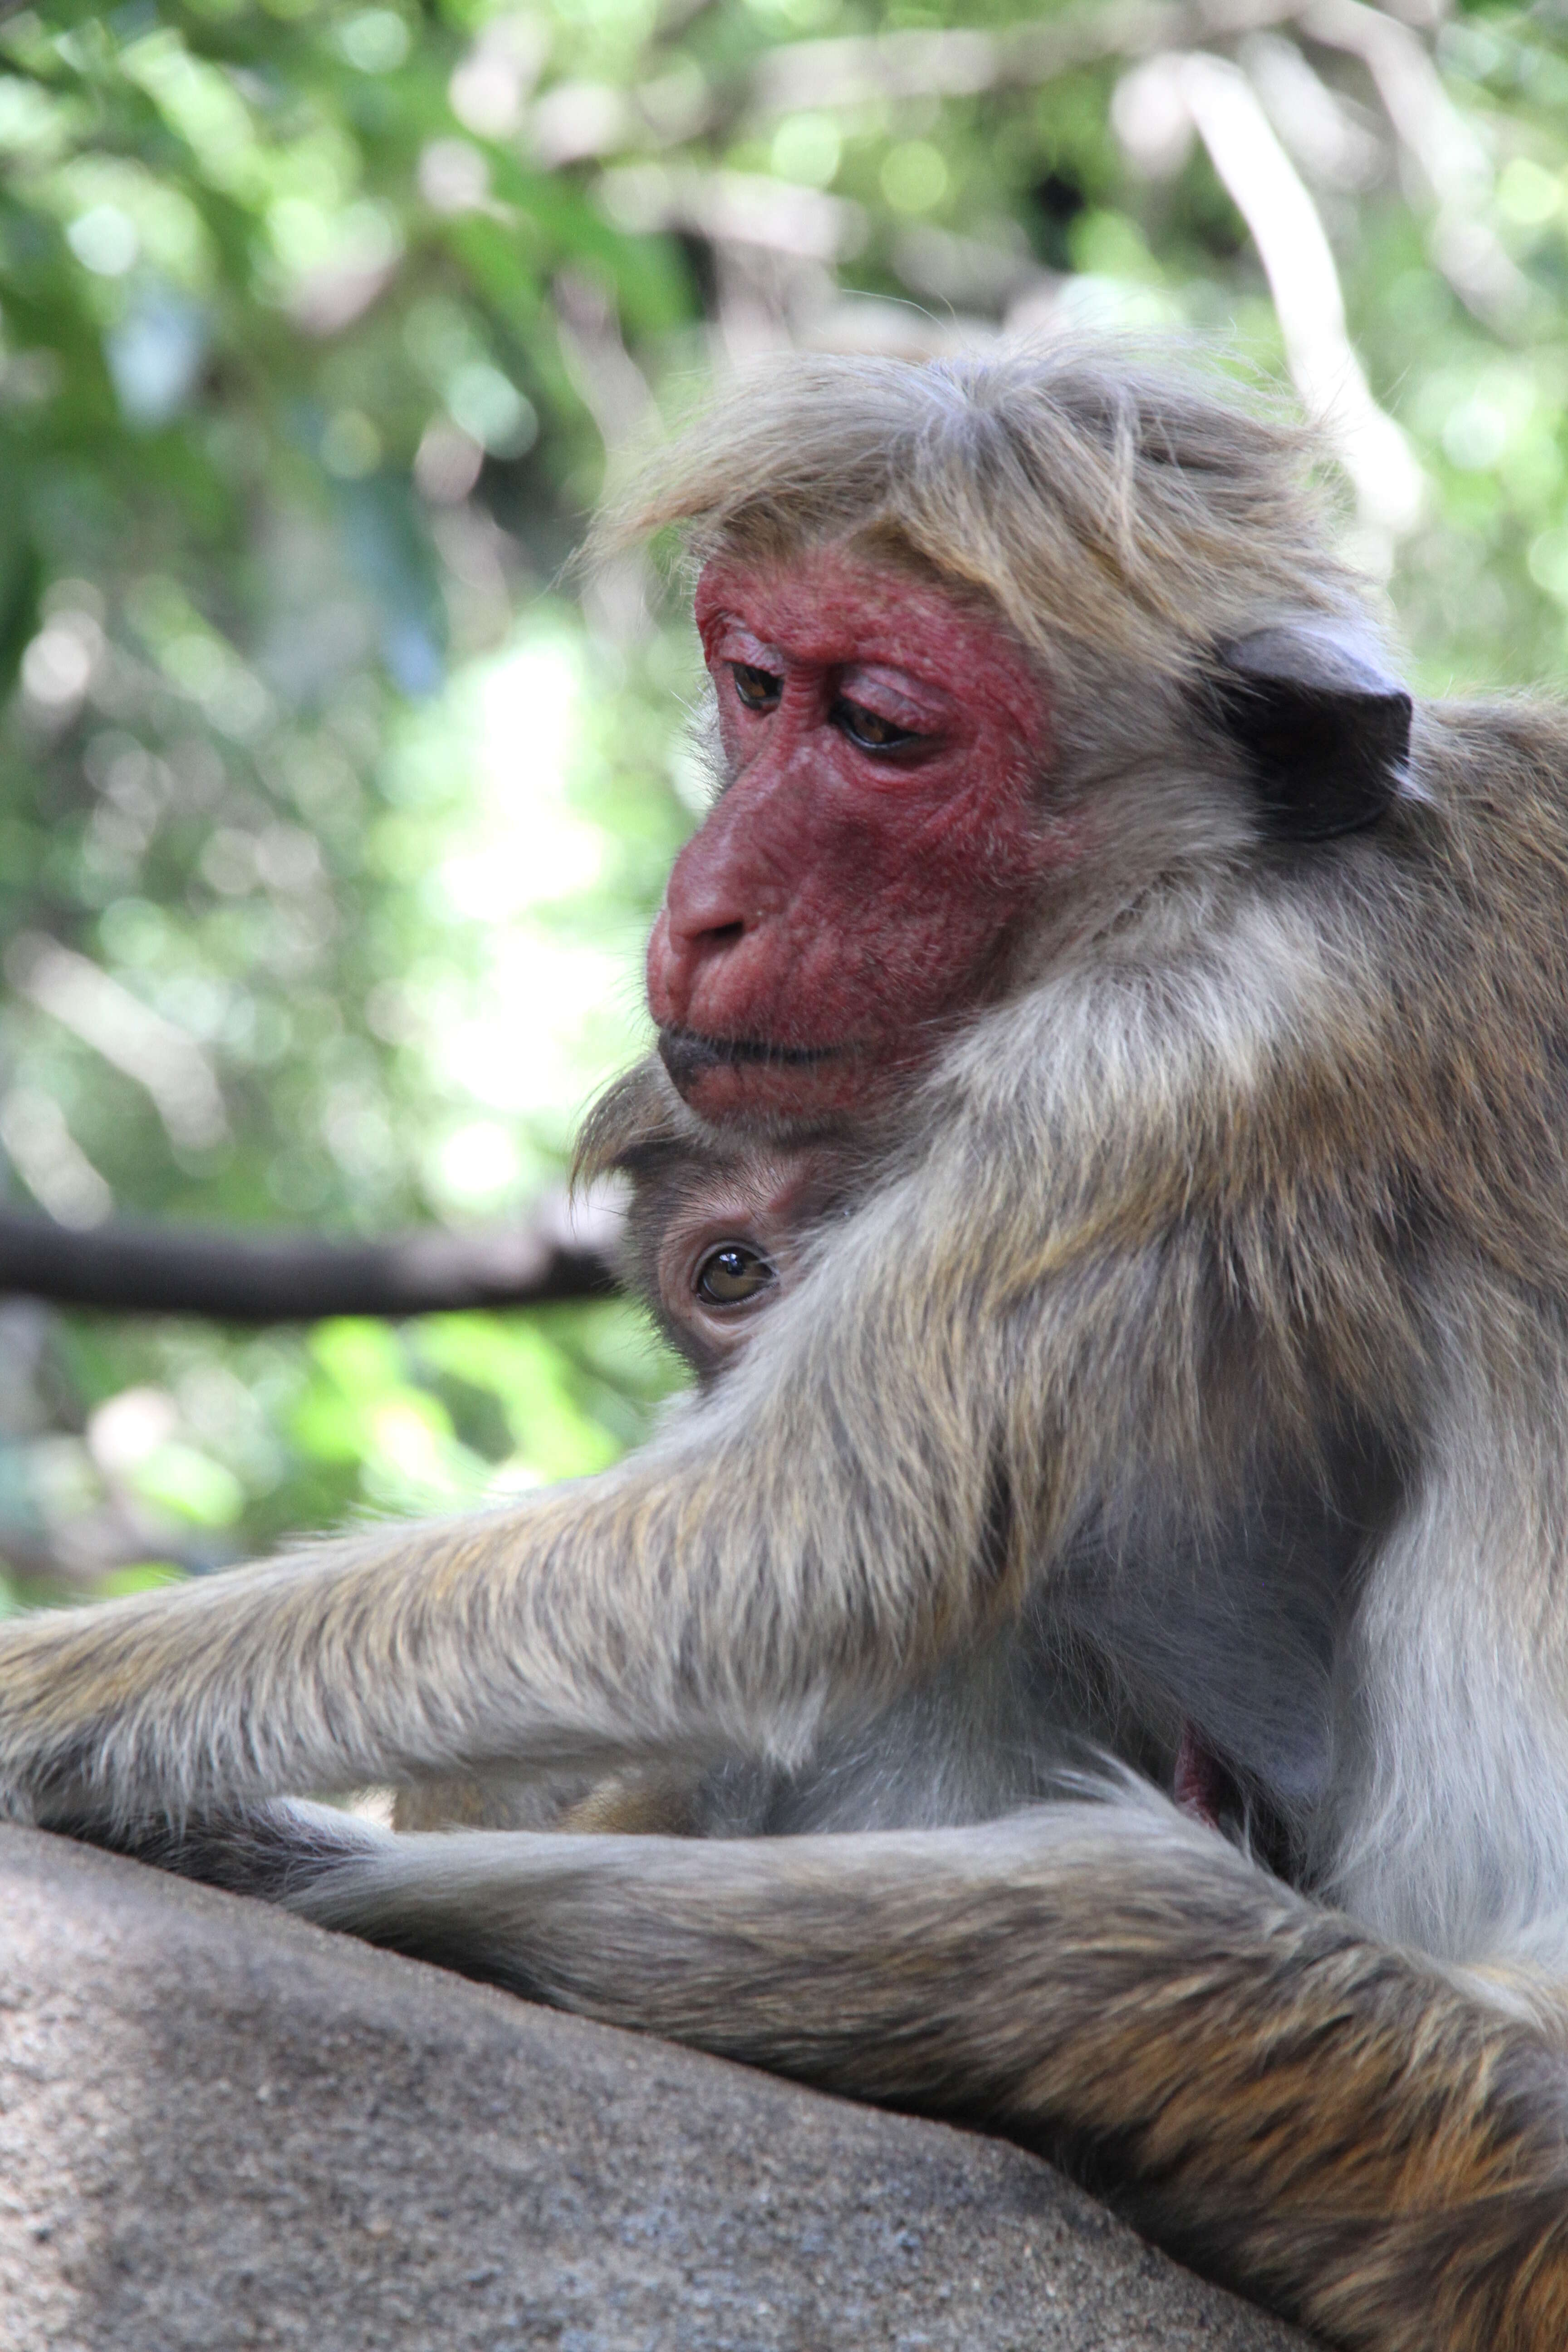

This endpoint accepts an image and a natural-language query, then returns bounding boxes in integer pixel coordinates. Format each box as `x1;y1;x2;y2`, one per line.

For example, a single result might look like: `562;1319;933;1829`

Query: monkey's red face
647;549;1066;1125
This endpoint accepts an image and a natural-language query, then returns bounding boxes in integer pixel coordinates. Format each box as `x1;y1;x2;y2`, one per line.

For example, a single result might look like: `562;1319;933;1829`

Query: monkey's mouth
658;1026;843;1089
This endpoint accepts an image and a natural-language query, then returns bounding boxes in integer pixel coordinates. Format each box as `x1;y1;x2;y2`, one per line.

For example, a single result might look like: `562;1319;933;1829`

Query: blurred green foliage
0;0;1565;1603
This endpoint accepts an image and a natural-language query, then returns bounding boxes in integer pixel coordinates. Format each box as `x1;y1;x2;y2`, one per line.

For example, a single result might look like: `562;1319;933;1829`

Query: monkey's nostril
694;921;745;955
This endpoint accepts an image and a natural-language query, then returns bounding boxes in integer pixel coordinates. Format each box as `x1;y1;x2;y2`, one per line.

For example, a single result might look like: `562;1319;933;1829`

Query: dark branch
0;1201;622;1323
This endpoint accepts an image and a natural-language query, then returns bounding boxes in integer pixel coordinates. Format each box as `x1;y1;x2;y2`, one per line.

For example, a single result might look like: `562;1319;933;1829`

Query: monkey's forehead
692;546;1050;746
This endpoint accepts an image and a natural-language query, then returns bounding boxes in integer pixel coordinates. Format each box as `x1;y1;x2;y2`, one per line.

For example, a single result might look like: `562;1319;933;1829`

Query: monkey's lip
657;1026;845;1088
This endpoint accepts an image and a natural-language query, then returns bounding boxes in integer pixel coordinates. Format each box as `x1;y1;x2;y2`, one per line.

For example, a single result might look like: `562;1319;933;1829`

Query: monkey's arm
0;1147;1056;1828
169;1792;1568;2352
0;951;1383;1832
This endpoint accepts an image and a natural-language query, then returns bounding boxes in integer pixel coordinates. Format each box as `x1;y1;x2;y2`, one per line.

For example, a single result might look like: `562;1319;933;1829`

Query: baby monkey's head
576;1058;852;1383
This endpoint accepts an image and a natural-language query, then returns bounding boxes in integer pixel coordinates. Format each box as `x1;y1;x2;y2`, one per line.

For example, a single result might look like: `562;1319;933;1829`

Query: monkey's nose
646;902;752;1032
675;912;747;960
651;826;769;1026
663;861;753;960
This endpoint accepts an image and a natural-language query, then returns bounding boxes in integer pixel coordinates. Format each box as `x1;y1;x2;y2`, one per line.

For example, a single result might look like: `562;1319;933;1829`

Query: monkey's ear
1213;621;1412;843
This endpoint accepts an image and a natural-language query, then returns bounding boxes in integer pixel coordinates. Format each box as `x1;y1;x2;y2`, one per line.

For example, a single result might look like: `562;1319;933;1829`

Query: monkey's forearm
269;1798;1568;2352
0;1401;999;1828
0;1503;769;1826
0;1200;1035;1828
0;1119;1328;1835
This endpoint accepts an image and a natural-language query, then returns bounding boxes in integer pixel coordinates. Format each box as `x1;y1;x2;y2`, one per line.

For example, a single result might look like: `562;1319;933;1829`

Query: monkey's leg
216;1794;1568;2352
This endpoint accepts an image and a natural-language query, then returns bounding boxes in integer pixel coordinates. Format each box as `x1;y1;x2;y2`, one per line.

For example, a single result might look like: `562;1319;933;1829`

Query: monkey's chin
657;1026;864;1128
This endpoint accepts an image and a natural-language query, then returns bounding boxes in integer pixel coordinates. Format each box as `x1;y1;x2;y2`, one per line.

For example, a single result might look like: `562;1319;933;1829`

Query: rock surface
0;1825;1313;2352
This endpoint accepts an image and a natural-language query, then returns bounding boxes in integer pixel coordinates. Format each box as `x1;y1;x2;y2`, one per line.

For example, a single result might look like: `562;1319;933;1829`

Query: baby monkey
394;1058;851;1836
583;1054;853;1386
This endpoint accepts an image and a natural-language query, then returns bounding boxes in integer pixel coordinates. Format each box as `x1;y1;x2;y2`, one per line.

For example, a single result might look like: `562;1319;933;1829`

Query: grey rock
0;1825;1313;2352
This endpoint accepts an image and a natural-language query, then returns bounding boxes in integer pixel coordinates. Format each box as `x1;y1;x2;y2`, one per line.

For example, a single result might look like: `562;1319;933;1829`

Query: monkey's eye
730;662;782;713
694;1242;777;1307
832;697;919;752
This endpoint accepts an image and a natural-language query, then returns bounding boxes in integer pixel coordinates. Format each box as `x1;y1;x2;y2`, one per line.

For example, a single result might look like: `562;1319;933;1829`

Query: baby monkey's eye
695;1242;777;1306
731;662;781;712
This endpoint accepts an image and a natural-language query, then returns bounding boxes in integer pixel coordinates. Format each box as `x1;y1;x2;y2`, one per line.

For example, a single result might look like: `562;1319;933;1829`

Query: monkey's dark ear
1213;622;1412;843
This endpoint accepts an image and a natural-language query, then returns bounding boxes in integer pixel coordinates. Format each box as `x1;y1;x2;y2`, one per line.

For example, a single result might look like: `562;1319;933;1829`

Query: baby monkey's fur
7;348;1568;2351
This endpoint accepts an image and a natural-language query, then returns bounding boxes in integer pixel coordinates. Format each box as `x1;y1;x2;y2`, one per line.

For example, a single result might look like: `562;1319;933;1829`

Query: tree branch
1172;49;1425;549
0;1198;622;1324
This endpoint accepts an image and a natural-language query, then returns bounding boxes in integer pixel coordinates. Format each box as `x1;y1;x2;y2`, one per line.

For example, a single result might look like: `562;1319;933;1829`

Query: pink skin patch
1173;1722;1231;1832
645;547;1076;1127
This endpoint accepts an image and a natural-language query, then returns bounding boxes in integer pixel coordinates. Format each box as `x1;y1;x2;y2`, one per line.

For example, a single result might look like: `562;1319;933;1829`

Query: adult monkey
4;347;1568;2348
